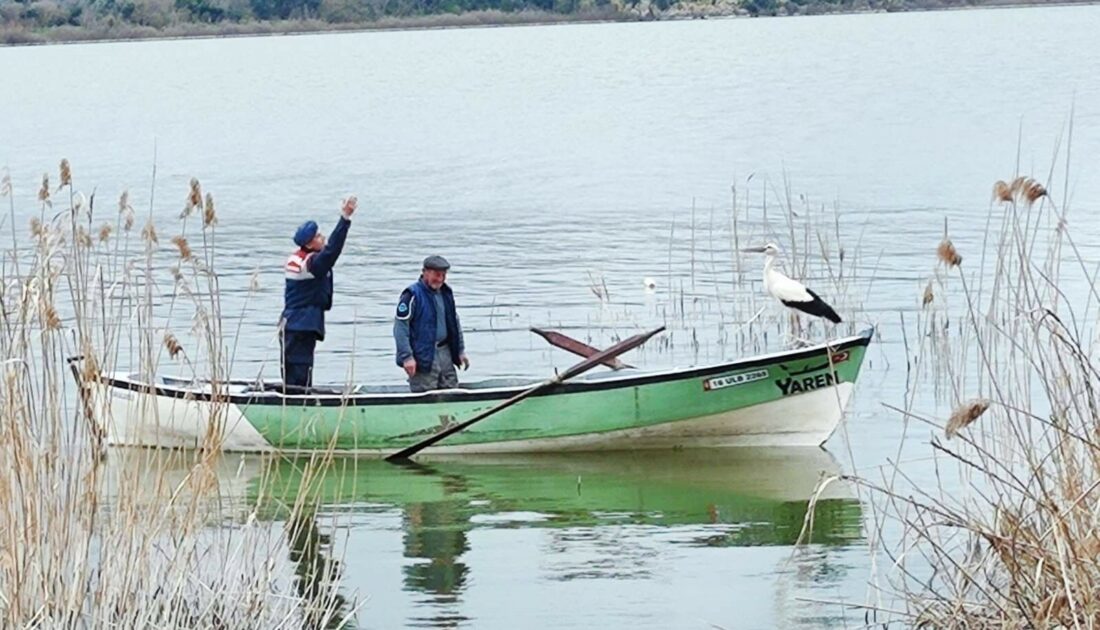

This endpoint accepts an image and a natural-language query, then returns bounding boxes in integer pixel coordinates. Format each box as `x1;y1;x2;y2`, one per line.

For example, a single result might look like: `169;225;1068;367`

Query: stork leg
789;310;803;342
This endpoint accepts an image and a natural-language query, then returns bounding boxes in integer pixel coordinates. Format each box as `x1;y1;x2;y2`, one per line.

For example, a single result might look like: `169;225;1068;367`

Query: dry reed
936;237;962;267
141;219;158;245
59;158;72;187
0;160;355;628
118;190;135;231
993;175;1047;206
845;168;1100;627
37;173;50;204
182;177;202;218
921;281;934;308
163;331;184;359
943;398;990;439
171;234;193;260
203;192;217;228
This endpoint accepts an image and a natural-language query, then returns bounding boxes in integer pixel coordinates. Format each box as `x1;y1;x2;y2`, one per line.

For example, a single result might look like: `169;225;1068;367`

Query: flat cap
422;255;451;271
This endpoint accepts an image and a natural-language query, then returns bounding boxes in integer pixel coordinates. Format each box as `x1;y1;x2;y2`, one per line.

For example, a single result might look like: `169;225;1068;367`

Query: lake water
3;5;1100;627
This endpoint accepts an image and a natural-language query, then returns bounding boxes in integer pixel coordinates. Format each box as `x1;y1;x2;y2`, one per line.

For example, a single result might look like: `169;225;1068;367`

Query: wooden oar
530;327;632;370
385;326;664;462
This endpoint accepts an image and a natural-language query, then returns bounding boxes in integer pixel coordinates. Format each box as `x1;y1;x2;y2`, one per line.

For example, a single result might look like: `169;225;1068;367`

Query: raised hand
342;196;358;218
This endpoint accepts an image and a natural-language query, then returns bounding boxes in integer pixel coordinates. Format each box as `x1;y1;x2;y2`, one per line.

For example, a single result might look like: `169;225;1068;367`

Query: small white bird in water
643;277;657;291
742;243;842;324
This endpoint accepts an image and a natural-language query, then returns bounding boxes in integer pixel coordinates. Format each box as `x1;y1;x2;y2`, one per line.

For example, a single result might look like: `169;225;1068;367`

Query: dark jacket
394;278;463;373
281;215;351;341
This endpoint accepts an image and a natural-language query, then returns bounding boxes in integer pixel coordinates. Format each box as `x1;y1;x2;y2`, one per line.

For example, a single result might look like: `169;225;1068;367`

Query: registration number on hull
703;369;769;391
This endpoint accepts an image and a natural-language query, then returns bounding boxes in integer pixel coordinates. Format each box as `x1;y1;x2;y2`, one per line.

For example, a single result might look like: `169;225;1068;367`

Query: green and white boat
85;329;873;454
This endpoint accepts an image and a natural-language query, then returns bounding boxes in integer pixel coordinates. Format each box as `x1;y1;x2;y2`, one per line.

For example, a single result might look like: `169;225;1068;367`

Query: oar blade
530;327;631;369
557;326;663;381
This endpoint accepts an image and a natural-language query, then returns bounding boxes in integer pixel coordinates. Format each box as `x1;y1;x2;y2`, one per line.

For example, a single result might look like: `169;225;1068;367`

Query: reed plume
1024;180;1047;204
937;239;962;267
203;192;217;228
163;332;183;359
41;303;62;331
59;158;72;188
98;222;112;244
922;281;934;308
993;176;1047;206
141;220;158;245
79;347;100;382
945;399;990;438
119;190;135;231
37;173;50;204
75;225;92;248
171;235;193;260
0;170;11;197
182;177;202;218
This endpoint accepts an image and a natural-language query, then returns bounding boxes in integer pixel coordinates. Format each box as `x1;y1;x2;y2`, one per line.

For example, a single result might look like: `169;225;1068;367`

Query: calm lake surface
4;5;1100;627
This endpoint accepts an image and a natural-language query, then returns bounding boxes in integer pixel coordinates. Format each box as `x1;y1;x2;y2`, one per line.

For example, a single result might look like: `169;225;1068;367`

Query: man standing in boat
394;255;470;392
281;196;357;388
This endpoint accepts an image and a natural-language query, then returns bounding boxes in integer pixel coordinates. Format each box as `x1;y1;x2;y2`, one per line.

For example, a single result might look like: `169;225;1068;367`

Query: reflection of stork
742;243;842;324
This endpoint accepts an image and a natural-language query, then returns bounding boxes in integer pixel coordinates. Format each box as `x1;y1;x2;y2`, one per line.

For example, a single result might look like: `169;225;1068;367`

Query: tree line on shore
0;0;1039;45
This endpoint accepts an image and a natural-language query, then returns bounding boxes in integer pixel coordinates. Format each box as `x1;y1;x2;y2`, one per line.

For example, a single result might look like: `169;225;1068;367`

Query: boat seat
352;384;418;395
459;377;540;390
577;368;642;381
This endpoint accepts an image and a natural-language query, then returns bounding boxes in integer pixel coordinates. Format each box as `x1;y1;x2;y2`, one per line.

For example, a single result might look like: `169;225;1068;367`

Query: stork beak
740;246;766;253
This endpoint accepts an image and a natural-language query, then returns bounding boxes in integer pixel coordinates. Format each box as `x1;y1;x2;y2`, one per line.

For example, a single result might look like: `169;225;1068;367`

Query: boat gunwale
94;328;874;408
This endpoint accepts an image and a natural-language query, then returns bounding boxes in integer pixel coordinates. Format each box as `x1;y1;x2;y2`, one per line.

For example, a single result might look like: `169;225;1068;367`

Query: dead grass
0;159;355;627
837;160;1100;626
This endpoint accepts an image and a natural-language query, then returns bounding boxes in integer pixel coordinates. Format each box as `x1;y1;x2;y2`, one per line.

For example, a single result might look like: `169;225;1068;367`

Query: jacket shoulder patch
285;252;315;280
396;290;414;321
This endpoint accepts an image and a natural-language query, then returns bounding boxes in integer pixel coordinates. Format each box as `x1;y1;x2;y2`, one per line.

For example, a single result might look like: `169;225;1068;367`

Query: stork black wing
782;288;842;324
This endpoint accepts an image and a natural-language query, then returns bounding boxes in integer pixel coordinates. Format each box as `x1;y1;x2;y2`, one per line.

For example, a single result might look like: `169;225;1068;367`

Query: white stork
742;243;842;324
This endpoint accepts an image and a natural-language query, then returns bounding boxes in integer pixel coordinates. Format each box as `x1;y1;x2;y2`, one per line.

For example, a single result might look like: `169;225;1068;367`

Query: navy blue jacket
282;216;351;341
394;279;463;373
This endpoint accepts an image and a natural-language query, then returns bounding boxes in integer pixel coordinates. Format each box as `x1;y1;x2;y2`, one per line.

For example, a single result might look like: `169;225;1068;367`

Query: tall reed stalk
849;172;1100;627
0;161;354;628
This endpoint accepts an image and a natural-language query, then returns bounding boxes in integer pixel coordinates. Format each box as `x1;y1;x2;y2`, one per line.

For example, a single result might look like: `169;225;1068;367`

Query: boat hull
89;330;872;454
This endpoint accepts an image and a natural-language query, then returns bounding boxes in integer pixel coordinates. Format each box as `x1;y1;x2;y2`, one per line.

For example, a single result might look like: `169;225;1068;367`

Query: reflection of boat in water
100;447;862;627
259;447;863;625
257;447;863;547
81;330;871;454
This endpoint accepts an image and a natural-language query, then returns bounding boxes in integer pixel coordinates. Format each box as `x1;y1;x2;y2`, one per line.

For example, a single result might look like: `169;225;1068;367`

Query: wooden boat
82;329;873;455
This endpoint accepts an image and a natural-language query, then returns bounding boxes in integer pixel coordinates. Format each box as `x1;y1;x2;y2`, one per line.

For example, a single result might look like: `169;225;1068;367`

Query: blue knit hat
293;221;318;248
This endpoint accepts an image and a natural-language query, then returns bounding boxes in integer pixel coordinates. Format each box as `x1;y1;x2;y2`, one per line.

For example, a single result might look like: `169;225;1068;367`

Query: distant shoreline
2;0;1097;48
0;10;631;48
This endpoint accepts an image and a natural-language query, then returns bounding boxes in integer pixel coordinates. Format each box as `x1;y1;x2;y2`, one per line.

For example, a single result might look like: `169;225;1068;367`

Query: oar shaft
386;326;663;462
386;375;556;460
